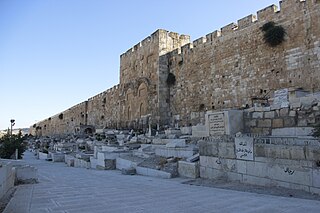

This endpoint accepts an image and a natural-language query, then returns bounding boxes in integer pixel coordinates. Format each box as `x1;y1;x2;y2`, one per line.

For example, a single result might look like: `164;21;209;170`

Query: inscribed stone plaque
208;112;225;135
273;89;289;108
235;137;254;161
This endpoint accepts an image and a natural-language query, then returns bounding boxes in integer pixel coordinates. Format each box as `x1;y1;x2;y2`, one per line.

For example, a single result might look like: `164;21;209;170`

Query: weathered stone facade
32;0;320;136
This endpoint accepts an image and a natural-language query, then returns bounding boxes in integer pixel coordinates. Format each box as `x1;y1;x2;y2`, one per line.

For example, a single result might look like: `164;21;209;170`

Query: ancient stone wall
161;0;320;127
32;101;87;136
119;29;189;128
32;0;320;136
87;85;120;129
244;92;320;135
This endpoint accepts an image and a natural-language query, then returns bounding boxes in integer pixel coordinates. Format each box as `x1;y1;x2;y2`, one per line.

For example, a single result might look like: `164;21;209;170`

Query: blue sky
0;0;279;130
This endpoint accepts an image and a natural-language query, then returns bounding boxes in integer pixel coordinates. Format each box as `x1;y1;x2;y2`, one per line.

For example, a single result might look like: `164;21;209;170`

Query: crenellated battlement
88;84;120;102
120;29;190;59
237;14;257;29
120;29;161;59
162;0;319;58
257;4;279;20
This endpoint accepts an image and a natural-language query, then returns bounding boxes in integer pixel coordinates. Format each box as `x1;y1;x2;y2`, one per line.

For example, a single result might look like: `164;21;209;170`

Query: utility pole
10;119;15;135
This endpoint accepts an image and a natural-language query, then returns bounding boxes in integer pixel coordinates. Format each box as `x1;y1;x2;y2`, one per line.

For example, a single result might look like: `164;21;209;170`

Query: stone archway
139;103;145;117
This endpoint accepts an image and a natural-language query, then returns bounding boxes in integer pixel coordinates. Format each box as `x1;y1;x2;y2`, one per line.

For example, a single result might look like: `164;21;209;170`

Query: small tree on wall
166;73;176;87
261;21;286;47
58;113;63;119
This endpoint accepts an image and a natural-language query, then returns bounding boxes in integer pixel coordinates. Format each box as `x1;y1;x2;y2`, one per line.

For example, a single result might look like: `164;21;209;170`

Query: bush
58;113;63;119
166;73;176;86
261;22;286;47
0;132;26;159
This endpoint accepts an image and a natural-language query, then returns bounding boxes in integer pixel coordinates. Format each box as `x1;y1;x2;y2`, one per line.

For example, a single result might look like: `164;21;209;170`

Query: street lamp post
10;119;15;135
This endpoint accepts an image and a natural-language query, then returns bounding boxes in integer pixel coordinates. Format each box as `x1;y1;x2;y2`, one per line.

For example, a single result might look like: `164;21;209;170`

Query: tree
0;131;26;159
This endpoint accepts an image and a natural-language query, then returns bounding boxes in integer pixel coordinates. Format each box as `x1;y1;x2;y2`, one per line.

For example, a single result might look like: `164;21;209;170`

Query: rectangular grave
205;110;243;136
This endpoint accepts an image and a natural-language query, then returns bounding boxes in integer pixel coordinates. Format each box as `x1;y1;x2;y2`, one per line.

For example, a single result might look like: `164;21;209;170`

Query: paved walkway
4;152;320;213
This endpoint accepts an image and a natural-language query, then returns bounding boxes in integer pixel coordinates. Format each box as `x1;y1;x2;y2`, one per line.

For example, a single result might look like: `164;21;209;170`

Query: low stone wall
51;153;65;162
38;152;49;160
155;147;197;158
116;157;141;170
74;158;90;169
199;136;320;194
136;166;172;179
0;162;15;200
65;155;75;167
244;95;320;136
14;165;38;184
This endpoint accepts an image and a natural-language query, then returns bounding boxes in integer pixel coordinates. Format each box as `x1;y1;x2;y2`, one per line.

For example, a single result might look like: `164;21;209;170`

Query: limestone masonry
31;0;320;136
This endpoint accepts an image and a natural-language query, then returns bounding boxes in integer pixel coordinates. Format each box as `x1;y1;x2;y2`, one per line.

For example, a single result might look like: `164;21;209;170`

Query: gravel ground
183;178;320;201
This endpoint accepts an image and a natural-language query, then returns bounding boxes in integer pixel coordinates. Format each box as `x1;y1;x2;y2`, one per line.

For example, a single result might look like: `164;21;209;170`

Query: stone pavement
4;152;320;213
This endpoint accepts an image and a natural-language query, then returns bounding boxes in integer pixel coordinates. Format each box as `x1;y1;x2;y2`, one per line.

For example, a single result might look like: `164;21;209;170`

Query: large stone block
264;111;275;119
257;119;271;128
199;141;218;157
283;117;296;127
52;153;65;162
155;147;196;158
254;145;267;157
252;112;263;119
218;142;236;159
165;139;186;148
246;119;257;127
279;108;289;117
205;110;243;136
297;119;308;126
104;159;116;170
192;125;208;137
242;174;272;187
178;161;200;178
199;166;225;179
0;163;14;200
272;119;284;128
312;168;320;188
15;166;38;184
180;127;192;135
289;110;297;117
38;152;49;160
136;166;172;179
116;156;142;170
267;164;312;186
199;156;221;170
90;157;98;169
246;161;268;178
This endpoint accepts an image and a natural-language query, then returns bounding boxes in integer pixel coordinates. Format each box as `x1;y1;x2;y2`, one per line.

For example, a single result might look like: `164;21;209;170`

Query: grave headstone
273;88;289;108
205;110;243;136
235;137;254;161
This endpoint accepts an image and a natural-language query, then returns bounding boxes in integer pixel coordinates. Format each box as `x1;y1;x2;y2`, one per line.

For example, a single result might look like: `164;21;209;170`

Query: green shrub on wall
166;73;176;87
261;21;286;47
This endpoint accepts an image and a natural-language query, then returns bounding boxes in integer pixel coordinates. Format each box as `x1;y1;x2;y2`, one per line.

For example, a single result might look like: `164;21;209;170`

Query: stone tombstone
205;110;243;136
208;112;225;135
235;137;254;161
273;89;289;108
